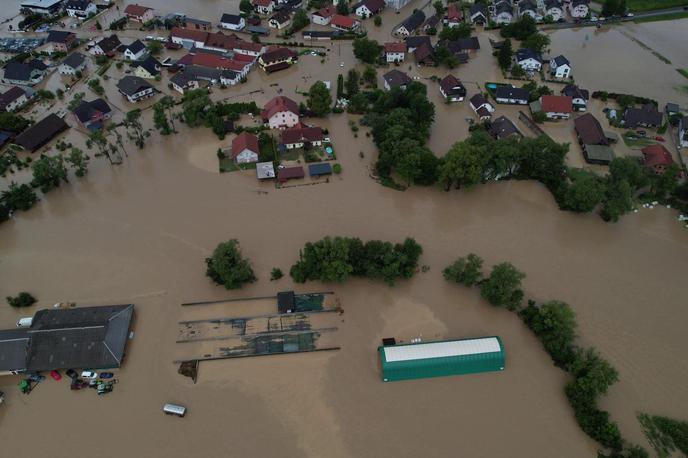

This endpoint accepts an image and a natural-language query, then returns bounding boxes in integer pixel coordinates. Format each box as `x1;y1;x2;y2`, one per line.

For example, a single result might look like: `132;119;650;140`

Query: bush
443;253;483;286
7;292;36;308
205;240;256;289
374;15;382;26
480;262;525;310
333;163;342;174
519;301;577;367
270;268;284;281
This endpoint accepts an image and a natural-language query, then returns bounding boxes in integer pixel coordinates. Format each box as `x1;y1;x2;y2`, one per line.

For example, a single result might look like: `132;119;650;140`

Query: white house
123;39;147;61
395;10;425;37
262;96;300;129
469;93;495;120
544;0;563;21
561;84;589;111
384;42;406;63
549;54;571;78
59;52;86;75
494;86;530;105
231;132;260;164
89;35;121;56
169;72;199;94
679;116;688;148
221;69;241;86
354;0;385;18
280;126;324;149
0;86;29;112
569;0;589;18
516;48;542;72
269;10;292;29
493;1;514;25
312;5;336;25
253;0;275;14
220;13;245;30
170;27;208;49
536;95;573;120
124;4;155;23
116;75;156;103
439;75;466;102
518;0;538;19
65;0;97;18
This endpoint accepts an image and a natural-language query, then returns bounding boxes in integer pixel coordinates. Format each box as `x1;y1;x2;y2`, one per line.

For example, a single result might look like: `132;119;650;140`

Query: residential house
395;10;425;37
58;52;86;75
423;15;440;33
414;43;437;66
2;60;47;86
569;0;590;18
518;0;538;20
623;103;663;129
489;115;522;140
309;162;332;177
20;0;64;16
445;36;480;60
89;34;121;56
574;113;612;146
177;52;252;79
253;0;275;15
405;35;431;53
312;5;336;25
65;0;97;18
354;0;385;18
469;93;495;121
124;4;154;23
262;96;300;128
641;144;675;175
534;95;573;120
72;98;111;130
561;84;588;111
0;87;29;112
493;1;514;25
181;17;211;31
220;69;241;85
256;161;276;180
516;48;542;71
123;39;147;60
330;14;360;32
544;0;563;21
445;3;463;27
231;132;260;164
549;54;571;78
277;166;305;183
382;69;411;91
116;75;156;103
384;42;406;63
678;116;688;148
170;72;200;94
280;126;324;149
469;3;488;24
44;30;77;54
439;74;466;102
665;102;680;117
14;114;68;151
220;13;245;31
134;55;161;79
170;27;208;49
495;86;530;105
258;47;298;72
269;10;292;29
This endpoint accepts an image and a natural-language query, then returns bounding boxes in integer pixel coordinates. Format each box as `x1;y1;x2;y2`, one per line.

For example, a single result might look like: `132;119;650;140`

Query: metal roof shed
378;336;505;382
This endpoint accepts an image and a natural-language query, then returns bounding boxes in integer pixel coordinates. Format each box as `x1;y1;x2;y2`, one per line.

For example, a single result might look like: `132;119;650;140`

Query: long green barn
378;336;505;382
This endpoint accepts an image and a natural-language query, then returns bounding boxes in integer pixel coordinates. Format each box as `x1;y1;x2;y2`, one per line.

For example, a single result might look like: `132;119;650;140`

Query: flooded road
1;2;688;457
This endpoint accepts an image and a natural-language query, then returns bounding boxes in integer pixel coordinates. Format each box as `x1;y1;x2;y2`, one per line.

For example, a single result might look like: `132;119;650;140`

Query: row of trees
290;236;423;285
443;253;647;456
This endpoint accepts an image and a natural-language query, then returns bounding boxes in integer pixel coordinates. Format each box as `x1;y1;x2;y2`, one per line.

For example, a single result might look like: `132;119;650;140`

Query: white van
16;317;33;328
163;403;186;417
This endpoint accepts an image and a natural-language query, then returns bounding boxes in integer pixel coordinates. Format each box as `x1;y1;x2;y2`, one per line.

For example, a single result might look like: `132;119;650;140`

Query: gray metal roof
0;329;30;372
62;52;85;69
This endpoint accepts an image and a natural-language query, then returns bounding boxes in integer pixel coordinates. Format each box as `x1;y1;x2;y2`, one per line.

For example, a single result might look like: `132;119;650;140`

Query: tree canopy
353;38;382;64
205;240;257;289
443;253;484;286
307;81;332;117
480;262;525;310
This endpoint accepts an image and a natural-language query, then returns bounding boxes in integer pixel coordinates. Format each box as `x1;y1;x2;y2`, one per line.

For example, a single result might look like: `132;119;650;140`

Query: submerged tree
307;81;332;117
1;182;38;212
65;147;90;177
443;253;484;286
125;109;146;148
480;262;525;310
31;154;68;193
205;239;257;289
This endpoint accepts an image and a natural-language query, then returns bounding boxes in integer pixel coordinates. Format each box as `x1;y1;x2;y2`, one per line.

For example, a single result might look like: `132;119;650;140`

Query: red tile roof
232;132;259;158
540;95;572;113
315;5;336;18
262;96;299;120
281;126;323;144
641;144;674;167
171;27;209;43
331;14;358;29
384;42;406;53
278;166;305;181
124;4;152;16
447;3;463;21
180;53;249;72
253;0;272;5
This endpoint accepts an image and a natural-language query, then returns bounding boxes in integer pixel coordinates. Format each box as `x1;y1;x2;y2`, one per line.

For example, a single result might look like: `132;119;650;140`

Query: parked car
80;371;98;380
654;136;665;142
66;369;78;380
99;372;114;379
50;370;62;381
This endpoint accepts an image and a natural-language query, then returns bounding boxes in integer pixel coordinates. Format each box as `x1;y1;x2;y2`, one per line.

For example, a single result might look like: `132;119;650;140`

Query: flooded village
0;0;687;456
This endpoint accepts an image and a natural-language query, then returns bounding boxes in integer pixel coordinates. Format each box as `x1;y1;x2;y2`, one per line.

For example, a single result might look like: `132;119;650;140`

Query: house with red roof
170;27;209;48
231;132;260;164
534;95;573;120
280;126;324;149
253;0;274;14
124;4;154;23
641;144;675;175
330;14;360;31
262;96;300;129
384;42;406;63
445;3;463;27
312;5;336;25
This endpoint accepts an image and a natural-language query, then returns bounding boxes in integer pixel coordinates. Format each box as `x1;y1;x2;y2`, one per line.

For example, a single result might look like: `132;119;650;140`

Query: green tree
290;8;310;32
608;157;647;190
443;253;484;286
439;22;471;41
353;38;382;64
336;73;344;99
240;0;253;14
433;0;445;16
270;268;283;281
31;154;68;193
523;32;550;53
438;140;486;190
434;46;459;68
500;15;536;40
347;92;369;114
65;147;90;177
67;92;85;111
601;178;633;222
497;38;513;70
362;65;377;86
0;112;31;133
6;292;36;308
1;182;38;211
374;15;382;26
125;109;146;148
336;0;349;15
650;163;680;198
87;128;115;164
480;262;525;310
345;68;360;96
563;171;605;212
147;40;163;56
153;101;172;134
158;95;177;132
290;236;353;283
307;81;333;117
519;301;577;366
602;0;619;17
88;78;104;95
205;240;257;289
182;89;211;127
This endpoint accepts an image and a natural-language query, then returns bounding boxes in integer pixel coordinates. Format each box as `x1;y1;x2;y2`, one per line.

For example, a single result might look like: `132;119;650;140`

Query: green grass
633;11;688;22
628;0;688;12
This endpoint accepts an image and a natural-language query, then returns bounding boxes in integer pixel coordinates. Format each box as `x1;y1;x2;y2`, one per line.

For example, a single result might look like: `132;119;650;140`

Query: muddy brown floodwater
1;2;688;457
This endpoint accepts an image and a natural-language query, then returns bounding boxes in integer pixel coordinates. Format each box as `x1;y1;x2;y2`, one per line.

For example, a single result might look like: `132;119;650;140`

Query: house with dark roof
382;69;411;91
574;113;609;146
259;47;298;72
384;42;406;62
423;15;440;33
493;0;514;25
0;87;30;112
44;30;77;54
469;93;495;120
678;116;688;148
14;114;69;151
134;55;161;79
354;0;385;18
269;10;292;29
73;98;111;130
124;4;154;22
280;126;324;149
89;34;121;56
59;52;86;75
545;0;564;21
262;96;300;128
549;54;571;78
489;115;522;140
518;0;538;19
439;75;466;102
569;0;590;18
278;166;305;183
20;0;65;16
309;162;332;177
170;70;200;94
395;10;425;37
123;39;147;60
561;84;588;111
220;13;246;31
623;104;663;129
516;48;542;72
116;75;156;103
232;132;260;163
0;304;135;375
641;144;675;175
65;0;96;18
2;59;47;85
405;35;431;53
414;42;437;66
469;3;488;24
253;0;275;15
495;86;530;105
445;37;480;59
181;17;212;31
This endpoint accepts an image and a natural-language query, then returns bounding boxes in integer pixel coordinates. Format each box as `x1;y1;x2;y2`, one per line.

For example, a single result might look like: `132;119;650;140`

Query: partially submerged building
14;114;68;151
378;336;505;382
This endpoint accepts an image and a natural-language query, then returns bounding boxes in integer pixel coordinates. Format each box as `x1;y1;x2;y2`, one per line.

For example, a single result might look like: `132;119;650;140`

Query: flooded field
1;2;688;457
